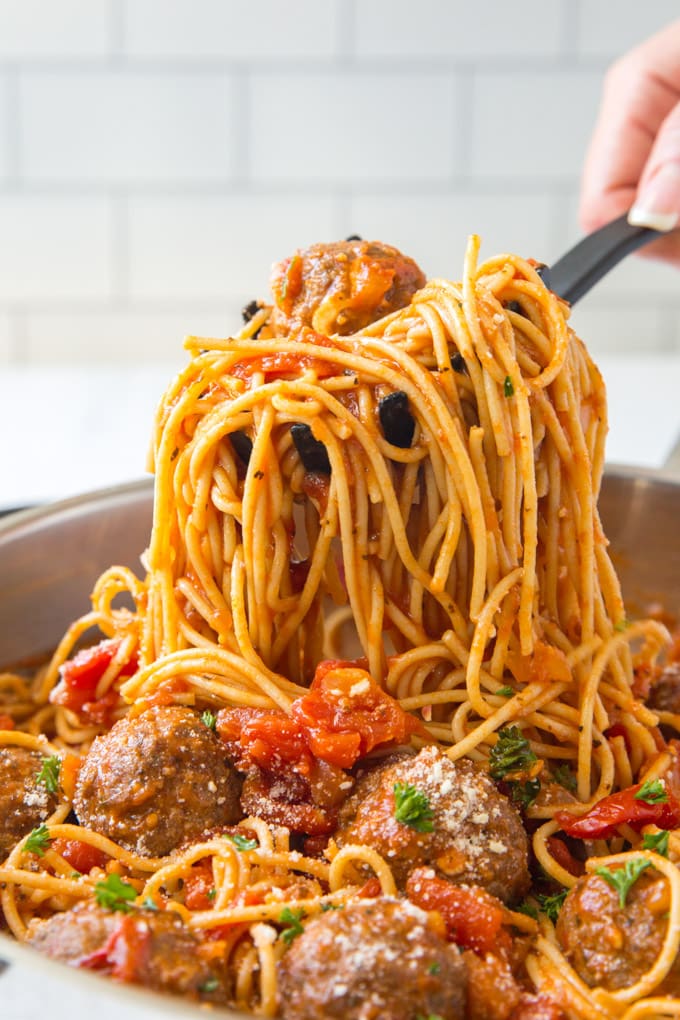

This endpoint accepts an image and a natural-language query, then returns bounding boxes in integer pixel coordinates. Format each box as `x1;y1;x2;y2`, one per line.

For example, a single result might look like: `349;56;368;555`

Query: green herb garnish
503;376;514;397
201;710;217;731
393;782;435;833
536;888;568;923
24;824;52;857
495;686;514;698
320;902;342;912
427;961;441;975
515;899;539;920
614;618;629;632
489;726;537;780
596;858;652;908
199;978;220;994
94;873;138;913
635;779;668;805
142;896;159;911
510;777;541;809
642;830;670;857
36;755;61;795
278;907;306;945
552;764;577;793
225;833;258;852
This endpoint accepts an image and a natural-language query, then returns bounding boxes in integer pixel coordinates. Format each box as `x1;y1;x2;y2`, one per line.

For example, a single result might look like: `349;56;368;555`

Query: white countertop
1;354;680;511
1;351;680;1020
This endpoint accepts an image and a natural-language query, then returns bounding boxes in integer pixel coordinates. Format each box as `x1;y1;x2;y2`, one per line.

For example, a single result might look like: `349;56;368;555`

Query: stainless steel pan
0;467;679;1019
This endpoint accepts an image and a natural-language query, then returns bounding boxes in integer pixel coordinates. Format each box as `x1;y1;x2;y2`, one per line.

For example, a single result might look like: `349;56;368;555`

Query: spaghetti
1;235;679;1019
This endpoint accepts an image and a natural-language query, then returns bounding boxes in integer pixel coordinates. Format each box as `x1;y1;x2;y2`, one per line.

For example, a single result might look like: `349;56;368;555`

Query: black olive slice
450;352;467;374
229;431;253;465
242;300;260;323
379;391;415;449
291;424;331;474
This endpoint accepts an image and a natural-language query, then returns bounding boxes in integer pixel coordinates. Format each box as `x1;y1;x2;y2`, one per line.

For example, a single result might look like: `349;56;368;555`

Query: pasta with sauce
1;236;680;1020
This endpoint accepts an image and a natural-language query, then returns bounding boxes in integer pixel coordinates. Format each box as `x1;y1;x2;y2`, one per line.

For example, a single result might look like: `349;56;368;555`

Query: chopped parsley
503;375;514;397
614;618;629;632
278;907;306;945
642;830;670;857
515;899;539;920
207;888;217;901
142;896;159;911
24;824;52;857
427;961;441;975
36;755;61;795
94;873;138;913
489;726;537;781
495;686;514;698
552;764;577;793
320;902;342;912
536;889;568;923
596;858;652;908
201;709;217;731
199;978;220;995
635;779;668;805
510;777;541;809
393;782;435;833
224;833;258;852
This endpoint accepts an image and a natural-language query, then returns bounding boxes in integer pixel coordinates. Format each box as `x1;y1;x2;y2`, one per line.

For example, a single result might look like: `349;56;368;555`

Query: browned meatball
0;746;59;857
556;869;680;993
73;706;242;857
648;662;680;717
277;897;466;1020
27;900;229;1003
269;240;426;337
334;745;530;903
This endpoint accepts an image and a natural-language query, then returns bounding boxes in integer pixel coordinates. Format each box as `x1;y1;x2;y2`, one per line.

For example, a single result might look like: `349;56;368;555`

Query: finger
629;99;680;232
580;20;680;233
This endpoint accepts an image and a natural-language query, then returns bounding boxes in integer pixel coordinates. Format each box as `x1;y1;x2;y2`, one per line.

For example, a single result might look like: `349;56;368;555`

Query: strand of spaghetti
577;622;670;801
328;845;398;896
251;922;280;1018
464;567;523;718
446;679;567;762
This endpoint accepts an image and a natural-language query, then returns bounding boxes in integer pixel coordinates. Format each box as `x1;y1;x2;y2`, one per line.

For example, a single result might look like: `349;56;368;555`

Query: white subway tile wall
0;0;678;366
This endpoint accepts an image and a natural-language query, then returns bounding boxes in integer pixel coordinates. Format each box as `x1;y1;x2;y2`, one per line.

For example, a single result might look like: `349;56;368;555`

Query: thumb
629;98;680;232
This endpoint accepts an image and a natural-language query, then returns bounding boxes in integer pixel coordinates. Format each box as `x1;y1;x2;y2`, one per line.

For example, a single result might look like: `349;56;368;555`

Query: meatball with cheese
73;705;242;857
0;746;59;857
333;745;530;903
277;897;466;1020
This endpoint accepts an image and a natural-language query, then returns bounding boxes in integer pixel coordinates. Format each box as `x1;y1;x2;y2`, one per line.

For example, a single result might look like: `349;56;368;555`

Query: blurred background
1;0;679;504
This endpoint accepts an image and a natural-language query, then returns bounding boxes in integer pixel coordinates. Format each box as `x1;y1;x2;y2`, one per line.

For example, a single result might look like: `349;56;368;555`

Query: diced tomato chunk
406;868;510;956
0;714;14;730
183;860;215;911
50;638;137;726
51;838;109;874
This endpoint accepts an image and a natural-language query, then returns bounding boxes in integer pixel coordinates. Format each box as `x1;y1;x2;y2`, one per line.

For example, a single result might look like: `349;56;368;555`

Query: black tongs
541;212;672;305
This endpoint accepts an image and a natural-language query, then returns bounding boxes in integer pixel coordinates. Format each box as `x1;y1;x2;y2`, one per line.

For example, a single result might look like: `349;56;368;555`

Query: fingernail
629;163;680;232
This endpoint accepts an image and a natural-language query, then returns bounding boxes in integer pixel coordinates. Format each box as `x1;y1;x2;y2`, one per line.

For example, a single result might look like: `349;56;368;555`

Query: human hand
580;19;680;267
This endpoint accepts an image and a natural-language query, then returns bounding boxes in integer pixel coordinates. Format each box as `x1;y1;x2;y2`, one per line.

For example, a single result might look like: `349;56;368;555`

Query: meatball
269;240;426;337
334;745;530;903
0;746;59;857
556;869;680;993
73;706;242;857
648;662;680;717
27;900;229;1004
277;897;466;1020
